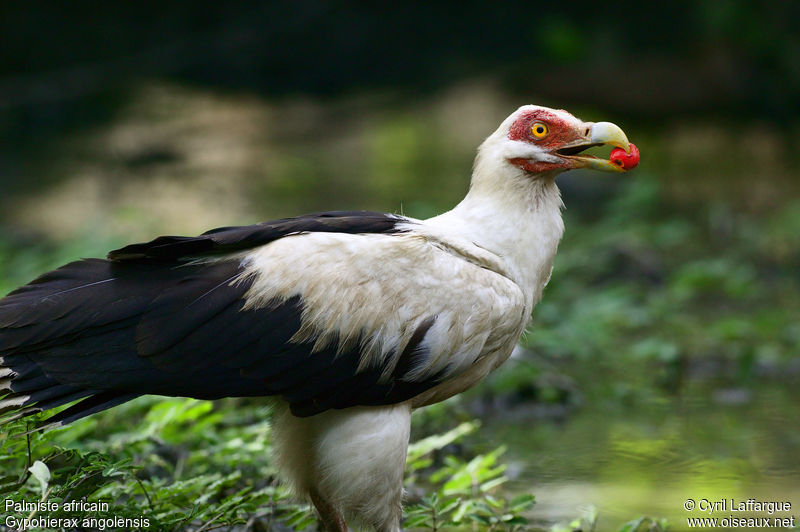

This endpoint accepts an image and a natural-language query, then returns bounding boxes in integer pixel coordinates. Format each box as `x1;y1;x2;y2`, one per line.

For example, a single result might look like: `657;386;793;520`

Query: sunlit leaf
28;461;50;498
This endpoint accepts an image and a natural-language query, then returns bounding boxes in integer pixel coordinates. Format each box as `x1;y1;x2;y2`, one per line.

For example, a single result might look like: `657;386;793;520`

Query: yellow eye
530;122;549;139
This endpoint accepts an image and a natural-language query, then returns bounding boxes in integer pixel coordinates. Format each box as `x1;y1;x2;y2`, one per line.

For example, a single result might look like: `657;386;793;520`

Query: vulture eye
530;122;549;139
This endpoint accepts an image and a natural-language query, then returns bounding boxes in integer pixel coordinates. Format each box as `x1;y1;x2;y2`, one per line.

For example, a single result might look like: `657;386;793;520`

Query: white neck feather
423;145;565;308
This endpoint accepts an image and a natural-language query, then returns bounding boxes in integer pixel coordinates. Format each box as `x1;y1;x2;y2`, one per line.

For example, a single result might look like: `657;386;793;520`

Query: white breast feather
238;229;525;386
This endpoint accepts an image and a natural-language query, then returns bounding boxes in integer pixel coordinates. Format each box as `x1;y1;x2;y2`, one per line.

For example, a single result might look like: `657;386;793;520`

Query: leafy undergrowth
0;399;665;531
1;398;313;531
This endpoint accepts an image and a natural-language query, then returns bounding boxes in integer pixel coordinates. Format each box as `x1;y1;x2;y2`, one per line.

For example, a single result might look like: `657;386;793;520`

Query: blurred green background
1;2;799;531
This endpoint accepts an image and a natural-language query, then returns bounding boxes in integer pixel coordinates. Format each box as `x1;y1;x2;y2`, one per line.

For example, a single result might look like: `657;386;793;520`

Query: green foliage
3;408;659;532
549;505;668;532
550;505;599;532
616;516;669;532
406;422;536;531
0;399;316;531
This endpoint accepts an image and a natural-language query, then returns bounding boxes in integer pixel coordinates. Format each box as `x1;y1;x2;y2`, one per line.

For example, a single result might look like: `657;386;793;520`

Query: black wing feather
108;211;403;261
0;211;446;428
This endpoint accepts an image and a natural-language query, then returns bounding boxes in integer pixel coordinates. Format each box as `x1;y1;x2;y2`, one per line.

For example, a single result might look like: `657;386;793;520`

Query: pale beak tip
590;121;631;152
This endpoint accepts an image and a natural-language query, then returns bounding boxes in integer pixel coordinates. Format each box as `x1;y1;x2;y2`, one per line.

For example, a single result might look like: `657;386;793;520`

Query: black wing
108;210;403;261
0;211;441;427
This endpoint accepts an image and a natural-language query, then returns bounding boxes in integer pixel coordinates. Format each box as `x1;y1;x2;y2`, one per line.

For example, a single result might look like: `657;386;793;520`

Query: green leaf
406;422;478;464
509;493;536;512
618;516;646;532
439;498;461;515
0;475;23;495
484;494;503;508
471;501;495;515
478;476;508;493
452;500;471;522
404;514;432;528
467;513;493;525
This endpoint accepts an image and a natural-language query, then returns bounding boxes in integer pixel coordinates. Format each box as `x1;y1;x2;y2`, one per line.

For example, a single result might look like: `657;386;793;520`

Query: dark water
484;377;800;531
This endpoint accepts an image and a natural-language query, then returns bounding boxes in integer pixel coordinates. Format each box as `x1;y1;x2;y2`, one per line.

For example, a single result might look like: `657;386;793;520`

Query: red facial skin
506;109;589;173
507;158;567;173
610;143;640;170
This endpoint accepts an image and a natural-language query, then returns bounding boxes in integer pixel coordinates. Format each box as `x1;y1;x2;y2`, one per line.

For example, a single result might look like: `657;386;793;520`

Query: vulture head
475;105;638;182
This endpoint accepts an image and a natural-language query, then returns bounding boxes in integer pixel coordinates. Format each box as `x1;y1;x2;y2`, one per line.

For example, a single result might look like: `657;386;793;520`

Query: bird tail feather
0;258;152;430
0;352;141;429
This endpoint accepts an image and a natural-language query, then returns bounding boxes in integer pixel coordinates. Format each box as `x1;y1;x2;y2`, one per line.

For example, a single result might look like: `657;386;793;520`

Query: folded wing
0;211;524;427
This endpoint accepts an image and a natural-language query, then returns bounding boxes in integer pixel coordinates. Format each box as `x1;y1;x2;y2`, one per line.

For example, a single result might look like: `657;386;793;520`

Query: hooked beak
556;121;634;173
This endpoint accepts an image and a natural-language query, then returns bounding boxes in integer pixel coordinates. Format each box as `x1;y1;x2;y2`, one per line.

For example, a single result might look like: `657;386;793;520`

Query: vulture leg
310;488;348;532
272;403;410;531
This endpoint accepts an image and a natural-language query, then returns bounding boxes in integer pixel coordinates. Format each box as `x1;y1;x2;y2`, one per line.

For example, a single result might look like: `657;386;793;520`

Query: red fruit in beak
610;143;640;170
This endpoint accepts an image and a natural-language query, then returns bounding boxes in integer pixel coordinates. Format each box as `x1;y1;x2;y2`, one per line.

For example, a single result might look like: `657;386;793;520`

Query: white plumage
0;105;635;531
